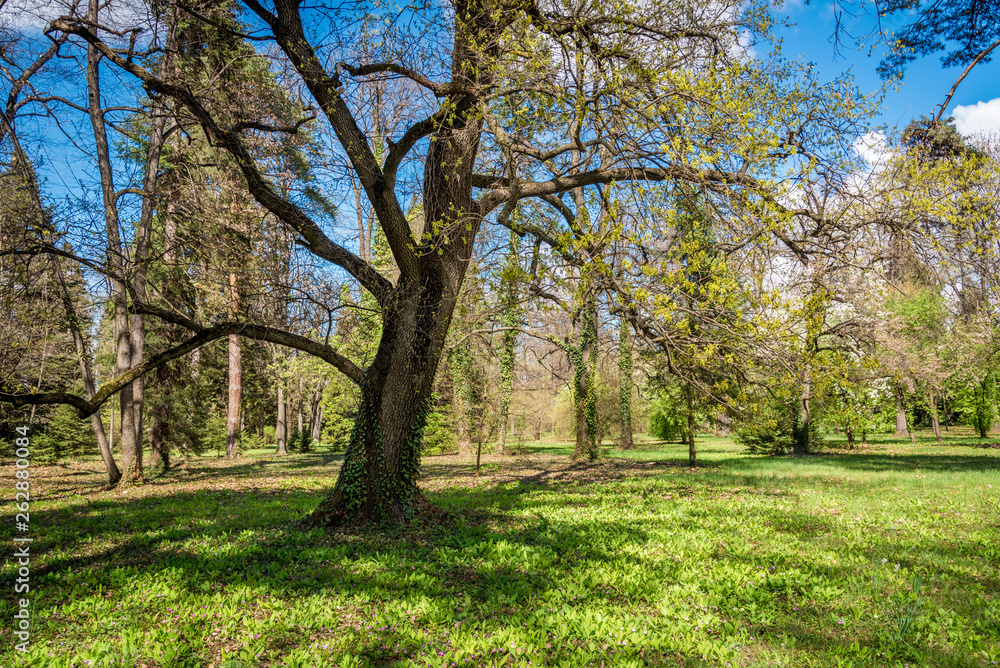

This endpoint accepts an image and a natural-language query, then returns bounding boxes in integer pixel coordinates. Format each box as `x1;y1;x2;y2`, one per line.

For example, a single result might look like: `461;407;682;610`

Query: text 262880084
13;425;32;654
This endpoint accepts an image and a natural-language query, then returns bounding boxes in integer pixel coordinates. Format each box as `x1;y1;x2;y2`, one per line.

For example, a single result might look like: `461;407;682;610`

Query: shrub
422;410;456;455
735;399;822;455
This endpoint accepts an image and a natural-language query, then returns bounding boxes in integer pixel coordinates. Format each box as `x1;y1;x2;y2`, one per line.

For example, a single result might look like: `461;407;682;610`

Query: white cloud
952;98;1000;137
852;130;888;165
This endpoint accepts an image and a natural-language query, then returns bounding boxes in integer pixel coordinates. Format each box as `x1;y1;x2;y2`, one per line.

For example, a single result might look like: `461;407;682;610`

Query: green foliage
200;413;230;456
422;409;457;455
31;404;96;463
239;430;270;452
648;390;687;442
321;377;358;451
735;398;821;455
953;374;997;438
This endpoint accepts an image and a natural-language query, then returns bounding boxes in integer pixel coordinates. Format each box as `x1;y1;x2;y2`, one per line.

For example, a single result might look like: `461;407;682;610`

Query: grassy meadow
1;433;999;667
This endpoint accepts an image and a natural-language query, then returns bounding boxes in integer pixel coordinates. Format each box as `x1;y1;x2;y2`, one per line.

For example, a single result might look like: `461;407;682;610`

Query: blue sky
773;0;1000;139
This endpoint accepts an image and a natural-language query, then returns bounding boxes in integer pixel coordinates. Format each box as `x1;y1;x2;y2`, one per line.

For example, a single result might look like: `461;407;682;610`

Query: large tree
3;0;873;525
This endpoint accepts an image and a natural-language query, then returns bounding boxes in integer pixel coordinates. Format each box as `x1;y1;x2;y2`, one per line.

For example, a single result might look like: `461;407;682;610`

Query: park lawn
1;434;999;667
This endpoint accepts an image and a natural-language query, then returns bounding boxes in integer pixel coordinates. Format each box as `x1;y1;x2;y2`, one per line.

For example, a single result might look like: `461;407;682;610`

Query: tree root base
298;487;448;531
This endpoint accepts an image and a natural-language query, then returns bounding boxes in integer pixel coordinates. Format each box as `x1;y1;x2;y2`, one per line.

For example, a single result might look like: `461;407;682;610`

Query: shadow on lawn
10;451;996;667
721;451;1000;474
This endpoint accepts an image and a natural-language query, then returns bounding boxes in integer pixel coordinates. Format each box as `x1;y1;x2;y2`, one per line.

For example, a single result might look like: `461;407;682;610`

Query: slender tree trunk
451;347;474;456
927;388;941;443
618;318;634;450
496;333;515;454
296;374;304;438
150;199;179;472
226;333;242;458
8;112;121;484
686;383;697;466
309;389;323;442
87;0;140;481
713;411;731;437
894;384;910;438
572;297;599;461
57;261;120;486
149;363;171;471
312;401;323;442
496;233;520;454
226;273;242;459
794;377;811;455
276;381;288;454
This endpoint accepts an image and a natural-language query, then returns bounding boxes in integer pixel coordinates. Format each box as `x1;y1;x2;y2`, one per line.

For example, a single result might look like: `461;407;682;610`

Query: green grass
2;433;999;667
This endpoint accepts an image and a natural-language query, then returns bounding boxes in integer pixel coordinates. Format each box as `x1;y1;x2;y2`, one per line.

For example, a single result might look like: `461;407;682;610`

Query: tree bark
309;388;323;443
276;381;288;454
496;333;515;455
296;373;304;440
927;388;941;443
226;272;241;459
149;362;171;471
794;378;811;455
686;383;696;466
303;283;453;525
8;103;121;485
312;402;323;443
150;195;180;471
86;0;140;482
226;332;242;458
894;384;910;438
57;260;120;486
451;347;474;456
572;295;599;461
618;318;634;450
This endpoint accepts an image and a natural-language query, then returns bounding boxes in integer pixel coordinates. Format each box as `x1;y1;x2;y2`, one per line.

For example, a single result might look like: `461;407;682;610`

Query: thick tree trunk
304;292;450;526
927;388;941;443
276;381;288;454
299;0;495;526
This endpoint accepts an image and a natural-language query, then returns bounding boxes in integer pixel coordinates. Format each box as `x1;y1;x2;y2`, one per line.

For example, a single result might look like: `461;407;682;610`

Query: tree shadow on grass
2;453;996;667
721;451;1000;475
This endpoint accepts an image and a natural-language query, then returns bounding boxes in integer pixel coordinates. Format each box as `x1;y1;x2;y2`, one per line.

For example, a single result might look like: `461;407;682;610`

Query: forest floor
1;432;999;667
